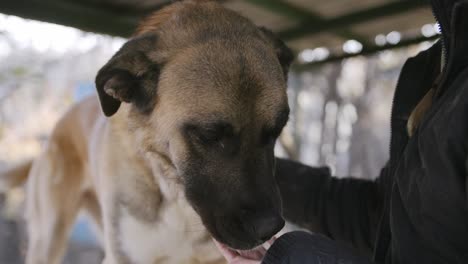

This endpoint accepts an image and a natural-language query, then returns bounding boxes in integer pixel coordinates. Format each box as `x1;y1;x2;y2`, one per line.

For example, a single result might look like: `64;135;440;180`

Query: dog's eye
198;127;224;142
186;122;234;145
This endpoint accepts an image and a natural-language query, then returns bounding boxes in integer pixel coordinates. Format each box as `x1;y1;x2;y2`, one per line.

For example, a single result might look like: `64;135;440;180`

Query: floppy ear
95;33;160;116
258;27;294;80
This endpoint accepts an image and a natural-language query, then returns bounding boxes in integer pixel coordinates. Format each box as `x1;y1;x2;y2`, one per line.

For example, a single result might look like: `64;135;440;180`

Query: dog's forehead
167;40;284;90
138;1;262;54
153;48;287;130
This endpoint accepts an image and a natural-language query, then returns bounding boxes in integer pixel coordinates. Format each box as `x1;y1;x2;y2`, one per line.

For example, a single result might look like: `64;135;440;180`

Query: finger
262;236;277;250
268;236;277;245
230;256;262;264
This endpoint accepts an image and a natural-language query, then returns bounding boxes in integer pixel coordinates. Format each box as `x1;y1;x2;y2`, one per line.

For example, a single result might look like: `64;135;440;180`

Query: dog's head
95;0;293;250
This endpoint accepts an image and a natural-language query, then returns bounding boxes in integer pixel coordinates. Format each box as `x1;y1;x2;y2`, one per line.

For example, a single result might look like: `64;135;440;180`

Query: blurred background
0;0;439;263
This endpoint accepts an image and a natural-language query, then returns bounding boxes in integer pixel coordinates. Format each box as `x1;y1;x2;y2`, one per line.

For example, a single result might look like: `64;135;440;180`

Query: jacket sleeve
275;158;388;254
262;231;374;264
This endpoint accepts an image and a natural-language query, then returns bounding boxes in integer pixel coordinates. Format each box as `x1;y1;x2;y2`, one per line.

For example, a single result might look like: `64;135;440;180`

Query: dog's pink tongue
216;238;276;260
235;245;267;260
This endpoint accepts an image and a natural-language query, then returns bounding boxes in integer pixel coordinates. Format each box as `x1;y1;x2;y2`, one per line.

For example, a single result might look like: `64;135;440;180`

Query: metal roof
0;0;439;68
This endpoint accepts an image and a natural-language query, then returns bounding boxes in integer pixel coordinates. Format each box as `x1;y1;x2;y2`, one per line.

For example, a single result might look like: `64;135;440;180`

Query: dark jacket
271;0;468;263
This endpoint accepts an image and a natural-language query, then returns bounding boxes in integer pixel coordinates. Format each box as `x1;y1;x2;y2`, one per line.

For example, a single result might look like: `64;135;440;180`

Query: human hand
213;238;275;264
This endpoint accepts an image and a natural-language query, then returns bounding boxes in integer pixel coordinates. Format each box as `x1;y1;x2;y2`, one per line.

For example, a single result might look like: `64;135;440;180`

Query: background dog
1;0;293;263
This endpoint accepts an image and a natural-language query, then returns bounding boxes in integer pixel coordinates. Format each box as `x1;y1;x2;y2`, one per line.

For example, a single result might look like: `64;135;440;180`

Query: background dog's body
18;96;223;264
1;1;293;263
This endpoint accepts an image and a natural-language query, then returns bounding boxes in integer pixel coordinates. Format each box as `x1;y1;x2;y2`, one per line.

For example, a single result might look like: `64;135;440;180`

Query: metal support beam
245;0;370;45
294;34;440;71
0;0;139;37
279;0;429;41
0;0;436;67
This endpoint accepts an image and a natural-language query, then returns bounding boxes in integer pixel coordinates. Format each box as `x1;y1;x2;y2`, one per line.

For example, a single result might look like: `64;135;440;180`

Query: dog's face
95;1;293;250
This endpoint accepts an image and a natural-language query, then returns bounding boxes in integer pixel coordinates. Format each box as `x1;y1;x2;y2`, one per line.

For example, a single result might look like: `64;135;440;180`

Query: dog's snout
240;209;285;242
252;215;284;241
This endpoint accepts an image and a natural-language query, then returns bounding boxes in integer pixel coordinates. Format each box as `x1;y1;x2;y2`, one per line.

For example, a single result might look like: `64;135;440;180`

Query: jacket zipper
375;4;448;261
430;0;453;99
388;1;448;159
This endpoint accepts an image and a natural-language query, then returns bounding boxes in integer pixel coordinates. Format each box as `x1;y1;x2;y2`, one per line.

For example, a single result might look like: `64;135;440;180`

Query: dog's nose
252;214;285;241
241;210;285;242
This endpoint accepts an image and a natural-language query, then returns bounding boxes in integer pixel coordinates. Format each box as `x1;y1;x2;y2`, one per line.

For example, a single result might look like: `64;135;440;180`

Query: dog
0;1;293;263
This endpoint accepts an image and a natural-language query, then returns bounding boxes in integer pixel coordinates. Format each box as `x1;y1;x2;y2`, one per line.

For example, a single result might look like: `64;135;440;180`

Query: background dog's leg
82;189;103;233
99;192;130;264
25;141;86;264
100;208;121;264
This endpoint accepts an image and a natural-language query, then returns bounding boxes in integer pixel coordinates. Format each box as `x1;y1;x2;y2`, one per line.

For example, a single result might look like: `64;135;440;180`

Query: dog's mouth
214;238;276;260
205;213;282;251
210;218;261;250
183;176;284;250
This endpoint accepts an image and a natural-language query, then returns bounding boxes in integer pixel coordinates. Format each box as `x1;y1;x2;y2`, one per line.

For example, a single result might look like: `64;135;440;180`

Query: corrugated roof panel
284;0;389;18
224;0;298;31
351;7;434;39
287;32;344;51
73;0;168;11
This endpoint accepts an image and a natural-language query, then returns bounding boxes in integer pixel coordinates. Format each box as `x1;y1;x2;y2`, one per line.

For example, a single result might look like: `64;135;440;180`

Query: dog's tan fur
1;1;293;263
21;95;223;264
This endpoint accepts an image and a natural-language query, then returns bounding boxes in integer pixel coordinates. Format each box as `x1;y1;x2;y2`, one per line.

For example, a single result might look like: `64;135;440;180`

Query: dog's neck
107;103;184;202
145;151;184;201
103;105;222;263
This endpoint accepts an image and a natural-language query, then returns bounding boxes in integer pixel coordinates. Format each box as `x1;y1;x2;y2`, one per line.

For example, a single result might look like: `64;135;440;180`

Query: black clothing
267;0;468;263
263;231;373;264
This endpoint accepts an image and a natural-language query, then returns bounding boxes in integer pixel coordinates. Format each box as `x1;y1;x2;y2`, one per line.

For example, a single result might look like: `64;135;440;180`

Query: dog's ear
95;33;159;116
259;27;294;81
